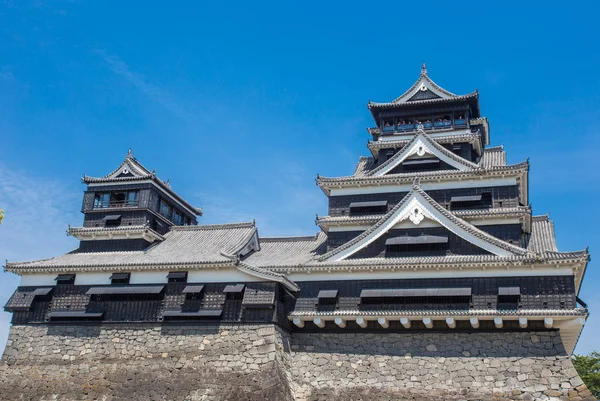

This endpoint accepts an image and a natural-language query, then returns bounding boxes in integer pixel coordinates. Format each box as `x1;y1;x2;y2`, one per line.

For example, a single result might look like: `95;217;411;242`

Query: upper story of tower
69;150;202;251
367;63;488;148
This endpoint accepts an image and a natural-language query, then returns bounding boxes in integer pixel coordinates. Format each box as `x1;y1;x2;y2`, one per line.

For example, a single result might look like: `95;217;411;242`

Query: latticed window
173;210;184;225
159;199;172;219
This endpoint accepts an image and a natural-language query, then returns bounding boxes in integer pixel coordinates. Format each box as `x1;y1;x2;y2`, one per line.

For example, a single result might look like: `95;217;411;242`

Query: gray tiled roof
352;144;511;179
6;222;257;271
369;91;478;109
364;130;481;177
317;186;532;262
243;234;327;268
67;225;165;241
367;132;482;150
82;152;202;216
528;215;558;252
353;157;376;177
319;160;529;189
368;66;478;108
479;146;506;168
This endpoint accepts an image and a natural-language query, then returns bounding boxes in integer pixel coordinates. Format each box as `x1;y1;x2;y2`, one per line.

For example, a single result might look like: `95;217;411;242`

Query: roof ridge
369;92;478;108
485;145;504;152
260;234;320;242
170;221;255;231
532;214;551;221
319;161;529;184
387;66;459;104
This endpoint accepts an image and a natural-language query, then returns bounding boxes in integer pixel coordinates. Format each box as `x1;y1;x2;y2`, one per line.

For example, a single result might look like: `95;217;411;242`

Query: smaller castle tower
71;150;202;251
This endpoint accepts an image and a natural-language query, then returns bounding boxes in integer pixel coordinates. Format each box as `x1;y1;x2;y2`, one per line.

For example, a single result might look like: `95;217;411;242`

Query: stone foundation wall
289;331;595;401
0;325;595;401
0;324;293;401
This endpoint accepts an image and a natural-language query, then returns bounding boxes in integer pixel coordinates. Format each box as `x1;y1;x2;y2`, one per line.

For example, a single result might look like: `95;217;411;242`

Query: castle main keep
1;66;594;400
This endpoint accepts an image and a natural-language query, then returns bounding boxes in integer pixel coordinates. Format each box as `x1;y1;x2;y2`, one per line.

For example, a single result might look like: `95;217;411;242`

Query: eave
4;260;238;274
67;225;165;243
317;162;529;196
368;131;484;158
368;91;479;110
316;206;532;232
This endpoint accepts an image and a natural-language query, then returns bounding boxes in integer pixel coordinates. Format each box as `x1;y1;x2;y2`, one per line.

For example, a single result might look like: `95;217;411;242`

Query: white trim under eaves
329;177;518;196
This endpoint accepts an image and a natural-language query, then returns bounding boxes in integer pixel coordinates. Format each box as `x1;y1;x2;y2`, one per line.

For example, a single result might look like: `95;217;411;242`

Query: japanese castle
2;65;592;400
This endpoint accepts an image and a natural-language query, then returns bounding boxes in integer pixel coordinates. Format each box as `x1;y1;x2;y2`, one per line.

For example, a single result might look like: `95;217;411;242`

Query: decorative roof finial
126;148;133;158
412;178;421;190
421;62;427;76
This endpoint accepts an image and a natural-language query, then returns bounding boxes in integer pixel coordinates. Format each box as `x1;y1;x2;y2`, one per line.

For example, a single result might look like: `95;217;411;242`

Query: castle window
402;158;440;172
159;199;172;219
110;272;131;285
317;290;339;305
173;210;184;225
454;115;467;126
55;274;76;285
103;214;122;227
385;235;448;256
126;191;139;206
223;284;245;300
349;201;388;216
182;284;205;301
93;191;138;209
167;271;188;283
497;286;520;310
94;193;110;208
360;287;471;309
450;192;492;210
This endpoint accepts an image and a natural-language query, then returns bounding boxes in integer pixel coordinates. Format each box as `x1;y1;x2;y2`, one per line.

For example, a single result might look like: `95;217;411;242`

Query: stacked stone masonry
0;324;595;401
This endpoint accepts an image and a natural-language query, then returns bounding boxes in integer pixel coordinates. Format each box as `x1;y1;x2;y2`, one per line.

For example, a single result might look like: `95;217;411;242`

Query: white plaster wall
20;274;57;286
74;272;112;285
188;268;260;283
129;271;169;284
18;267;261;286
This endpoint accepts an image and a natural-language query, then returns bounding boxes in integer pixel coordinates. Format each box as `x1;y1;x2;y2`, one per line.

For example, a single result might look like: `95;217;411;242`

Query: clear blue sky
0;1;599;354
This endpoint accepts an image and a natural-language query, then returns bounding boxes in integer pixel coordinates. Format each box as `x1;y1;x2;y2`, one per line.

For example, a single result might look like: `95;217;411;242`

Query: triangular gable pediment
367;131;480;176
318;186;530;262
106;154;153;180
391;67;458;104
406;88;442;102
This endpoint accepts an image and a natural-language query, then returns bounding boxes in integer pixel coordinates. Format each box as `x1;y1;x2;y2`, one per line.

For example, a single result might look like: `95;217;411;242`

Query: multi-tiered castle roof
4;66;590;355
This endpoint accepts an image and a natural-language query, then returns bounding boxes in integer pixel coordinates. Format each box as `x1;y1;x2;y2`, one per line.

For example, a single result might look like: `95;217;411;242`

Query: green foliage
0;209;3;224
572;351;600;397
